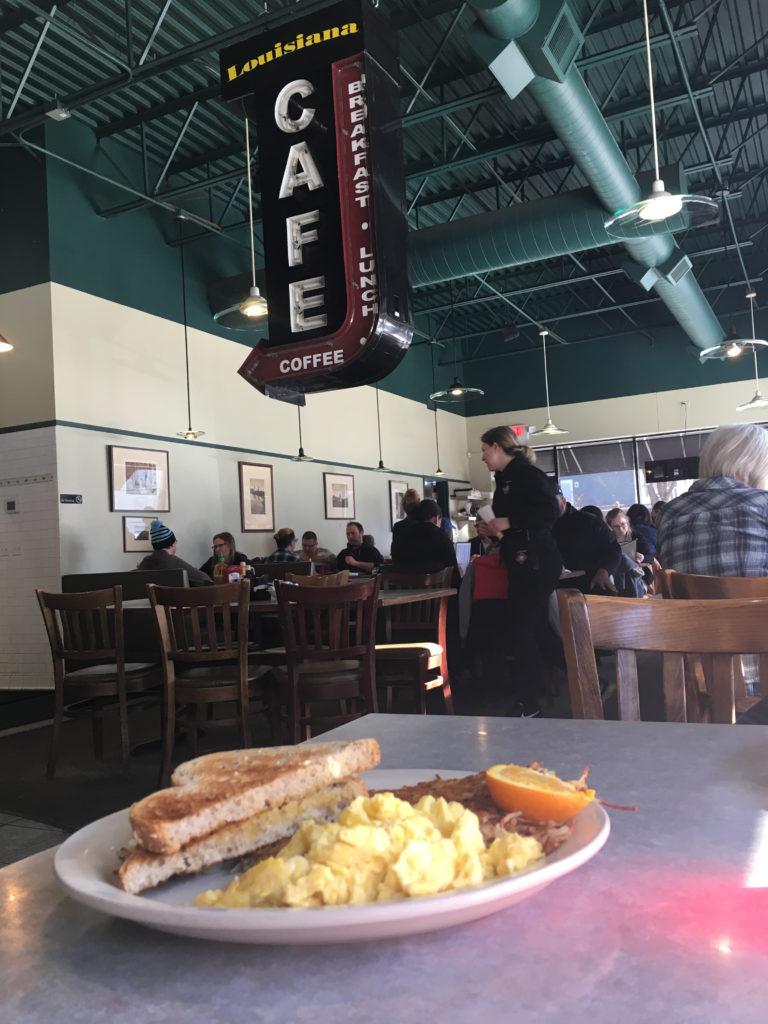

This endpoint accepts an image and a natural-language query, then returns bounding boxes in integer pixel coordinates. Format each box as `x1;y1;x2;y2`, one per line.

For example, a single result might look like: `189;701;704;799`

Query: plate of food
54;739;610;944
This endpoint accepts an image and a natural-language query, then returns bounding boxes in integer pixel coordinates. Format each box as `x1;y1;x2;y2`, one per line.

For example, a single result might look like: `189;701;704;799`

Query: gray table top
2;715;767;1024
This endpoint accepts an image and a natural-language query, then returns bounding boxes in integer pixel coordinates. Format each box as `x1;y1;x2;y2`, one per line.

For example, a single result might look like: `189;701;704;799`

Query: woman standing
476;426;562;715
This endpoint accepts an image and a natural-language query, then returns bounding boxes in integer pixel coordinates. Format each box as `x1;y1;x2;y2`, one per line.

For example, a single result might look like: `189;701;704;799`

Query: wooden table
3;715;767;1023
122;587;456;614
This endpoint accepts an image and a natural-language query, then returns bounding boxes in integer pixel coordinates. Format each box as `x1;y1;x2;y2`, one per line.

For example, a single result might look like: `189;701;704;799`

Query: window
556;440;636;513
530;446;556;477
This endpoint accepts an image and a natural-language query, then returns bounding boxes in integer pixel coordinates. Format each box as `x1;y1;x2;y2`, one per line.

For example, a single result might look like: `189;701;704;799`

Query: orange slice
486;763;596;823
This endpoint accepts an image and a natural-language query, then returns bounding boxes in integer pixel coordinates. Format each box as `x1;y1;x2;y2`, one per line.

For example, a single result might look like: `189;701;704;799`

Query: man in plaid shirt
263;527;302;563
657;423;768;577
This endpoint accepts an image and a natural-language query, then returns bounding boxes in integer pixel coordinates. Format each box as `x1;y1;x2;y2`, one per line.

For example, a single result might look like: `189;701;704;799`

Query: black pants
505;539;562;706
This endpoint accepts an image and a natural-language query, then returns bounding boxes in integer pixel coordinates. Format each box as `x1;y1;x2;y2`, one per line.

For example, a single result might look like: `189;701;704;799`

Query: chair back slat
669;571;768;599
147;581;249;664
615;650;640;720
36;587;121;662
661;653;687;723
288;570;349;587
558;589;768;724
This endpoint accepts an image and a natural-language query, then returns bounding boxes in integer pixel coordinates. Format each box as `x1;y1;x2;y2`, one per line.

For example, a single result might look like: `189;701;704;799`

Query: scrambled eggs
196;792;543;909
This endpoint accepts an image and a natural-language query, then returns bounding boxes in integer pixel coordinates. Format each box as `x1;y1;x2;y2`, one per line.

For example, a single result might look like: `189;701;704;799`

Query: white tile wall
0;427;60;690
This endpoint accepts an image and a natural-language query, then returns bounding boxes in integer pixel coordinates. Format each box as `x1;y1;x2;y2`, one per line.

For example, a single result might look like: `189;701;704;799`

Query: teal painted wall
0;132;50;294
36;119;441;409
464;316;766;416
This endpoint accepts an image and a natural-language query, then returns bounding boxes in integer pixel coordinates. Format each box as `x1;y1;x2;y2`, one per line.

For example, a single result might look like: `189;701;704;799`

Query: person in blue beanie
137;519;212;586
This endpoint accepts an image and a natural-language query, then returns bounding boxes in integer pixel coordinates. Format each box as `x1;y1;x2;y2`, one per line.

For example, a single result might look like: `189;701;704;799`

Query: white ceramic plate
54;768;610;944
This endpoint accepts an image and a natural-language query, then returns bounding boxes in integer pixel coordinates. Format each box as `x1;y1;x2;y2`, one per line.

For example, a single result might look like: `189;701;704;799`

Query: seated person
469;529;500;557
627;503;657;558
137;519;212;586
658;423;768;576
392;488;421;537
362;533;376;548
391;499;458;575
651;500;666;525
605;508;651;563
551;488;622;593
298;530;335;566
264;527;301;563
199;531;250;578
337;521;383;573
581;505;604;521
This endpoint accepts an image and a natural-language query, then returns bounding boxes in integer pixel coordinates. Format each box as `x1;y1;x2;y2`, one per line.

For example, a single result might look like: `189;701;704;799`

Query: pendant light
604;0;718;239
374;388;389;471
530;329;568;436
213;113;268;328
292;405;312;461
0;333;13;353
428;287;484;402
736;291;768;411
175;224;205;441
700;293;768;363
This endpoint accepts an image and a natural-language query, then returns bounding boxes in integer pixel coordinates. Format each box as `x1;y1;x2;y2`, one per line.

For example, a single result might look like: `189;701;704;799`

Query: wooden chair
36;586;159;777
558;588;768;724
375;568;454;714
664;570;768;715
256;561;312;582
287;570;350;587
148;580;257;783
269;577;379;743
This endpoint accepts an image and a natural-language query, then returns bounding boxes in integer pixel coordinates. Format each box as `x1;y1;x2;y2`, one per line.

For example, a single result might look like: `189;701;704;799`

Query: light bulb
0;339;13;353
638;181;684;222
727;342;744;358
242;286;268;318
449;387;463;397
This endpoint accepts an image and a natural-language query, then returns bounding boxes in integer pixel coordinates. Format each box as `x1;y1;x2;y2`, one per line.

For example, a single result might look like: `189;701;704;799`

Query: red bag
472;551;509;601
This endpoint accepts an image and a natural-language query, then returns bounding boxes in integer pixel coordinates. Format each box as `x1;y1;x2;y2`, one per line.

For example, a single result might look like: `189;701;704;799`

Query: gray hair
699;423;768;489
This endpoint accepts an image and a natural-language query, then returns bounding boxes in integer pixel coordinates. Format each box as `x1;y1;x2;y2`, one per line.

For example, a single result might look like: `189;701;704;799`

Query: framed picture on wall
122;515;154;553
324;473;355;520
239;462;275;532
389;479;408;528
108;446;170;513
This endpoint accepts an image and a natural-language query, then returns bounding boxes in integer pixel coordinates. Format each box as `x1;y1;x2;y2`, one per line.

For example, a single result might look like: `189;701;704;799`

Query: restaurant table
2;714;767;1024
122;586;456;614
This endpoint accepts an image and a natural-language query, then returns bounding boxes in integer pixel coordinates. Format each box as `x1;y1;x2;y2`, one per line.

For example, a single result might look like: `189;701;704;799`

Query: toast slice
118;778;366;895
130;739;380;854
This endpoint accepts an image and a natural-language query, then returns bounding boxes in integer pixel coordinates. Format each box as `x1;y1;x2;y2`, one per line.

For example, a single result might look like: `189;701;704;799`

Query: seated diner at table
263;527;302;563
391;498;458;575
298;530;335;566
137;519;212;586
199;531;250;578
337;521;383;573
657;422;768;576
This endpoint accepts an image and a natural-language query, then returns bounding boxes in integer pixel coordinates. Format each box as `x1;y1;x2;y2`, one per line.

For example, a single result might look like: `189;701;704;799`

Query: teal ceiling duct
466;0;725;351
409;189;615;287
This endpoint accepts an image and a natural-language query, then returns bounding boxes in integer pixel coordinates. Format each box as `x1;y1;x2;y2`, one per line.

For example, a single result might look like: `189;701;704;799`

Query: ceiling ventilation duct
465;0;725;352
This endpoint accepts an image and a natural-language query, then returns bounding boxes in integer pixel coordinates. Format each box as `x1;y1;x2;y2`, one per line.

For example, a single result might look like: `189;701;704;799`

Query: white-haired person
657;423;768;576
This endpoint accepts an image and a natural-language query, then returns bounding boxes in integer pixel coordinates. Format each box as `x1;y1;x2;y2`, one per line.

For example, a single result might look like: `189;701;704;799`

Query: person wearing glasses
199;531;250;578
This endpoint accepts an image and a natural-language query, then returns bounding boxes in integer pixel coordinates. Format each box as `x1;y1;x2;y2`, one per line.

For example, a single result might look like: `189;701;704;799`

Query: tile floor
0;813;69;868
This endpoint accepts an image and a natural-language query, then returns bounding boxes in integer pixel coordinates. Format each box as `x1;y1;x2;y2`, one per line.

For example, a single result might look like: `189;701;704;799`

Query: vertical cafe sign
220;0;413;396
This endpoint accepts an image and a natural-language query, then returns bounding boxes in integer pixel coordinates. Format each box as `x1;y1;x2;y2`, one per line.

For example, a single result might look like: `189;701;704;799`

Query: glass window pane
556;441;636;512
530;446;556;476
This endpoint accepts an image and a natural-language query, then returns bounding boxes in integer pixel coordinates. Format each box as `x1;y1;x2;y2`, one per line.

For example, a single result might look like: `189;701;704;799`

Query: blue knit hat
150;519;176;550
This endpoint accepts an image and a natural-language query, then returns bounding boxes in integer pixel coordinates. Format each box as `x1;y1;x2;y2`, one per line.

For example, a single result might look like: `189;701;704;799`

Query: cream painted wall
56;425;427;571
49;284;468;481
0;284;55;428
466;377;768;488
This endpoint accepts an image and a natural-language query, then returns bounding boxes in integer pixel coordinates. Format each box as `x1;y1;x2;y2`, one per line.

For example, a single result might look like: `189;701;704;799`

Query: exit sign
510;424;527;437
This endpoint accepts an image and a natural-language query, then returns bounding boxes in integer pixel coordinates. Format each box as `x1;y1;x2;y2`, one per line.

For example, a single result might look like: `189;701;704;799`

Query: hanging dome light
213;114;269;329
699;323;768;363
604;0;718;240
736;291;768;411
374;389;390;471
0;333;13;353
529;329;568;437
429;375;485;403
